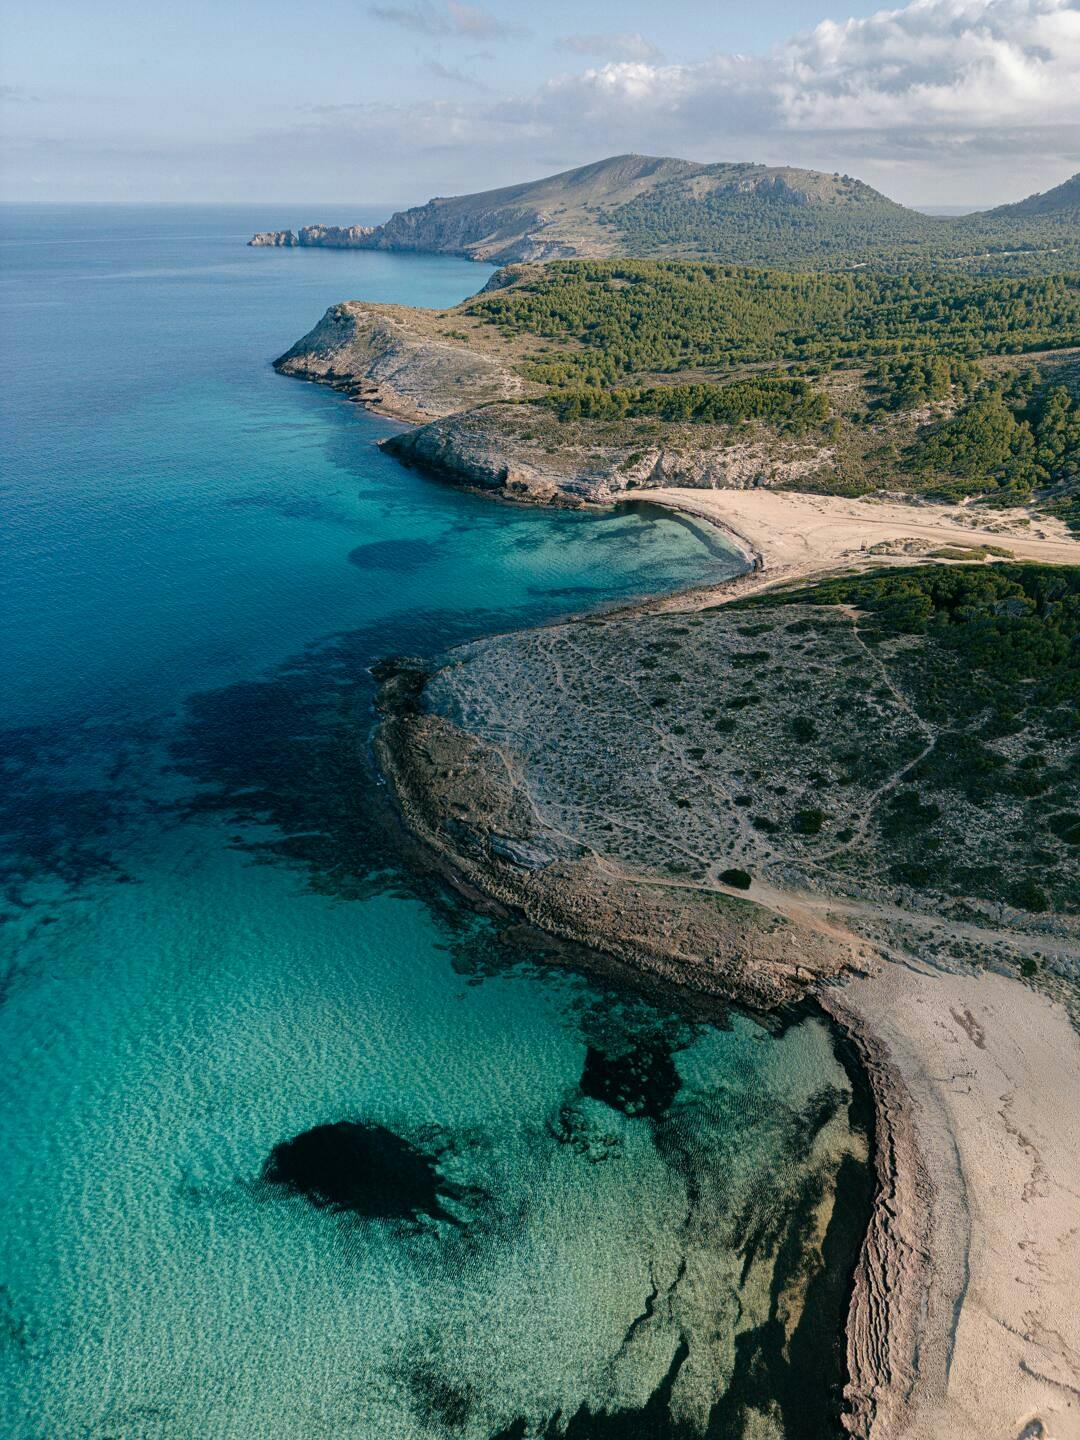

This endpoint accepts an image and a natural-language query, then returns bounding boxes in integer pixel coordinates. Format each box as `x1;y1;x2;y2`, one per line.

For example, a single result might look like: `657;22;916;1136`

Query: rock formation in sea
298;223;376;248
248;230;298;247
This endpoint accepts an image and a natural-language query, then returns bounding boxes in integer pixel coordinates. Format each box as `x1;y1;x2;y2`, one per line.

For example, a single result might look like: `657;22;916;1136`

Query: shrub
791;715;817;743
890;861;934;887
1009;878;1049;913
792;808;827;835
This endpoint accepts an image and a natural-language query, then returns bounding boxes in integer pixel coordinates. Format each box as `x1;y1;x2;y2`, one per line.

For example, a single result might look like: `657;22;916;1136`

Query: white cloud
526;0;1080;139
242;0;1080;202
5;0;1077;203
472;0;1078;199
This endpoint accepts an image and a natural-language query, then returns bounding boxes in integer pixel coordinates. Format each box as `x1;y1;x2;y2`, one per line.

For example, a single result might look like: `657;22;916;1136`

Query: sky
1;0;1078;208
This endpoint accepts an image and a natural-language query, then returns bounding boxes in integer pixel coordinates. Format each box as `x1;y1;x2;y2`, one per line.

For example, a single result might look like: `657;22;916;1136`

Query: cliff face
284;205;585;262
383;404;833;506
272;302;525;423
356;201;584;263
279;155;684;261
249;230;298;247
298;224;376;248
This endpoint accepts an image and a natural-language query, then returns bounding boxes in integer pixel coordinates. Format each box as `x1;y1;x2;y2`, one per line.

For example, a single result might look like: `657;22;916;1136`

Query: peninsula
251;152;1080;270
273;185;1080;1440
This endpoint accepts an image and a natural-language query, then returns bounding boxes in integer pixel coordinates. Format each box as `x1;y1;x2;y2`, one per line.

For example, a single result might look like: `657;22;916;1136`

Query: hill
984;171;1080;222
251;153;1080;270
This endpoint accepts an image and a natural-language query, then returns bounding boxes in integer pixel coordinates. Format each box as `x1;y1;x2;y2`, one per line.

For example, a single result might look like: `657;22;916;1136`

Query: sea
0;204;871;1439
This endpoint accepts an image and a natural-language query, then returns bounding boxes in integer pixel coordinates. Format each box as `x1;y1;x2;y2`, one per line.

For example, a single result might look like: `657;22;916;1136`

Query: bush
890;861;934;888
1009;878;1049;912
791;715;817;743
1048;812;1080;846
719;868;752;889
792;808;827;835
880;788;942;838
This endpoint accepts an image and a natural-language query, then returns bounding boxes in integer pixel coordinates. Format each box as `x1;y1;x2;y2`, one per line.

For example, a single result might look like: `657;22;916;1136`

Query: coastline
371;506;1077;1440
371;608;1080;1440
295;368;1080;1438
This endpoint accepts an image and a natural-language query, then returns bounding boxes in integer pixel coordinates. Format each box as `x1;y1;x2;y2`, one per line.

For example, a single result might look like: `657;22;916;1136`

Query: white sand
645;487;1080;591
829;963;1080;1440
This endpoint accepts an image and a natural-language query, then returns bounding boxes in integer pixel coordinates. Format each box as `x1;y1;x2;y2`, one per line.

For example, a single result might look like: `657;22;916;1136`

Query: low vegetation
424;565;1079;924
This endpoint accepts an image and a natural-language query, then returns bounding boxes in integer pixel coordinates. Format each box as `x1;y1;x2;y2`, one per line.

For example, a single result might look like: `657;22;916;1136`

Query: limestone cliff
272;302;526;423
383;404;833;506
298;224;376;248
249;230;298;247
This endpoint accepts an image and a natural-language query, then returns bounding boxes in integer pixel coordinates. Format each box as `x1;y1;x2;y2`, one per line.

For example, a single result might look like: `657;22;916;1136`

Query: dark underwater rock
580;1042;681;1120
262;1119;448;1221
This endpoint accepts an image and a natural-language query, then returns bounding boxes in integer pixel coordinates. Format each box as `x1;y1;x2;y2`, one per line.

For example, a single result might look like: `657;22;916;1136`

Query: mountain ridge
249;153;1080;270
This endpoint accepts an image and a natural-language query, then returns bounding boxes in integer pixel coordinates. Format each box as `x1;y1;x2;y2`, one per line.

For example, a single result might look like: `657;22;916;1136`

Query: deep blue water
0;205;867;1439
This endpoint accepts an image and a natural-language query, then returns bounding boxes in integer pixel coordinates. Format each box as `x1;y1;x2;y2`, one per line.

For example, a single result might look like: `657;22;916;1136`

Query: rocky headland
247;153;1080;269
272;258;1080;531
273;300;526;424
372;557;1080;1440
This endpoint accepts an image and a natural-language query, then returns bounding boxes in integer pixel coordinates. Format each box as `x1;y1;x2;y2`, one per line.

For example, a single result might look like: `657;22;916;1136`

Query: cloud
424;59;490;89
369;1;527;39
6;0;1078;204
285;0;1080;204
526;0;1080;139
554;32;662;61
471;0;1079;199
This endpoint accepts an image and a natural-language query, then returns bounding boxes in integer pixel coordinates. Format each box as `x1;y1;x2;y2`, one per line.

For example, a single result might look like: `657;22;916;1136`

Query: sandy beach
638;485;1080;1439
822;961;1080;1440
645;486;1080;590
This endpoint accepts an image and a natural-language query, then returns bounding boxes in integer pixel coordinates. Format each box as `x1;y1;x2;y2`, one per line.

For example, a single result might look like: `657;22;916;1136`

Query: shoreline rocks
248;230;298;247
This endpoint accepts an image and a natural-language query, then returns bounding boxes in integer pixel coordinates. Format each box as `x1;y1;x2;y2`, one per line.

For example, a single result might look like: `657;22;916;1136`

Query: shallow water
0;205;870;1438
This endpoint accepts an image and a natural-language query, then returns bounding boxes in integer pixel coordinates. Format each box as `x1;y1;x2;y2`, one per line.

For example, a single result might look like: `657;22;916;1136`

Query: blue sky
2;0;1078;206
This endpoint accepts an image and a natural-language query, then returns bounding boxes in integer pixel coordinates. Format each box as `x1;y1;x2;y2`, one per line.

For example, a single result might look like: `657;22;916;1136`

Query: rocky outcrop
374;673;851;1012
298;223;376;248
283;209;583;263
382;403;834;505
272;302;525;423
249;230;298;247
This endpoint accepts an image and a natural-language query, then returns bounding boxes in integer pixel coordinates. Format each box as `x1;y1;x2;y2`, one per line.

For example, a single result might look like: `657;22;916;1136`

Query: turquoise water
0;206;870;1438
